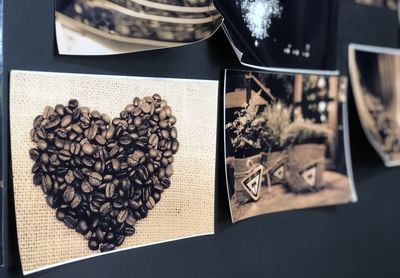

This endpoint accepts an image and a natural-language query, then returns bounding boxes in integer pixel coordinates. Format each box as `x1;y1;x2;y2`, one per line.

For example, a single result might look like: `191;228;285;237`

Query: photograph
224;69;357;223
349;44;400;167
354;0;397;9
55;0;223;55
9;70;218;274
214;0;338;72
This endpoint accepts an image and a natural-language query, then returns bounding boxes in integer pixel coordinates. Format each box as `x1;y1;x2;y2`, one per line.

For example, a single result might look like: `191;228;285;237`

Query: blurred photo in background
55;0;222;55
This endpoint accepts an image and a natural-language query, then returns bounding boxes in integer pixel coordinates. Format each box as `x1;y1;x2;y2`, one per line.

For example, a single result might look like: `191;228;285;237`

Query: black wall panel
1;0;400;277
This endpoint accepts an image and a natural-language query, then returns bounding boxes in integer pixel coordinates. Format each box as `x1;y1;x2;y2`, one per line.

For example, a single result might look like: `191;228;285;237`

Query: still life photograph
349;44;400;167
55;0;223;55
9;70;218;274
224;69;357;222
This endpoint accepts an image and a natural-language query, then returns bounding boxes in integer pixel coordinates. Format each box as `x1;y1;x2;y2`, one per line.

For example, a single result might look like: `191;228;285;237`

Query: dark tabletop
2;0;400;277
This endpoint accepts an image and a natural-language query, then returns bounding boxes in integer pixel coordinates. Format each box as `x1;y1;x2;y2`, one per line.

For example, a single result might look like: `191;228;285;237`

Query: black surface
2;0;400;277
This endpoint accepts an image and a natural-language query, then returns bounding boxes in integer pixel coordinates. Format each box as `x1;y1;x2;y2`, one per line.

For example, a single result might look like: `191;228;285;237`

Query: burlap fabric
232;154;262;204
9;71;218;274
262;150;287;185
286;144;326;193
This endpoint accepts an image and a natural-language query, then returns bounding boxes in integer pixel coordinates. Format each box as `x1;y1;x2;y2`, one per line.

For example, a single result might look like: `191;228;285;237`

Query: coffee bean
76;219;89;235
45;114;61;130
101;113;110;125
119;135;132;146
95;135;106;145
117;210;128;223
71;193;82;209
125;215;136;226
73;168;84;180
82;142;95;156
41;175;52;193
160;177;171;189
65;170;75;184
89;172;103;186
91;110;101;119
170;127;177;139
123;227;135;236
56;209;66;221
100;202;112;216
72;123;83;134
105;231;115;242
81;180;93;194
120;110;129;119
166;165;174;177
68;99;79;109
40;153;50;164
105;183;115;199
63;186;75;203
127;150;144;167
72;108;81;121
100;243;115;253
115;234;125;246
55;104;65;116
29;148;40;161
59;149;71;161
159;109;167;121
36;140;48;151
63;215;76;229
161;130;169;140
169;115;177;125
105;125;115;140
153;192;161;202
171;140;179;153
88;239;99;251
128;200;141;210
60;115;72;128
140;102;151;114
88;125;98;140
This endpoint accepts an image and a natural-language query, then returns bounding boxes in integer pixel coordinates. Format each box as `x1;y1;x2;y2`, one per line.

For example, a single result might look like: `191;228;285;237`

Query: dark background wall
1;0;400;277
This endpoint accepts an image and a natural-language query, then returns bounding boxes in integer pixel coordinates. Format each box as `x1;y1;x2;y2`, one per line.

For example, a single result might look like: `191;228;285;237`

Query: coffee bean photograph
55;0;222;55
8;70;218;274
349;45;400;167
224;69;357;222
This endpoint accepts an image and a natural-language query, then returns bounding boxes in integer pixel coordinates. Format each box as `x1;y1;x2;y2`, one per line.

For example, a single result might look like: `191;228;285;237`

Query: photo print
354;0;397;10
214;0;338;72
349;44;400;167
224;69;357;223
55;0;222;55
10;70;218;274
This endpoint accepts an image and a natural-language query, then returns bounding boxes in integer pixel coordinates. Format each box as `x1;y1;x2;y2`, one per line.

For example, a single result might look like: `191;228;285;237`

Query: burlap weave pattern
10;71;218;274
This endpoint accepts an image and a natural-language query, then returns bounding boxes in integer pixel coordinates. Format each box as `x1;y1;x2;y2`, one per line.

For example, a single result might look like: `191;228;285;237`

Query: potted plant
281;120;330;193
255;101;291;187
226;101;265;204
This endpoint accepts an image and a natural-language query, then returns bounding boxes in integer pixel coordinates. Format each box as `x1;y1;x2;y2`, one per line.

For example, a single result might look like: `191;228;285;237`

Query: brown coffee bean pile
29;95;179;252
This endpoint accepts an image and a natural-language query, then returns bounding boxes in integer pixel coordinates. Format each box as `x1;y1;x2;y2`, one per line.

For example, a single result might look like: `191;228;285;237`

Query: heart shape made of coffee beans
29;95;179;252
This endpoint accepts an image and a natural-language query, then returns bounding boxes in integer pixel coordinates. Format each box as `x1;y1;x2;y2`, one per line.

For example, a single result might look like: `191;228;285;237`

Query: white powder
238;0;282;45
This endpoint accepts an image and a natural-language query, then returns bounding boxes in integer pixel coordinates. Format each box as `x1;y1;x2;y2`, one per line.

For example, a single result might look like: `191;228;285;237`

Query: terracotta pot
285;144;326;193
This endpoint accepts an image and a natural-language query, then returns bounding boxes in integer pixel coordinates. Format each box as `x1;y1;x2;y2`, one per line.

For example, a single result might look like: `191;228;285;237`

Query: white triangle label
300;164;318;187
272;163;285;180
242;164;263;201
